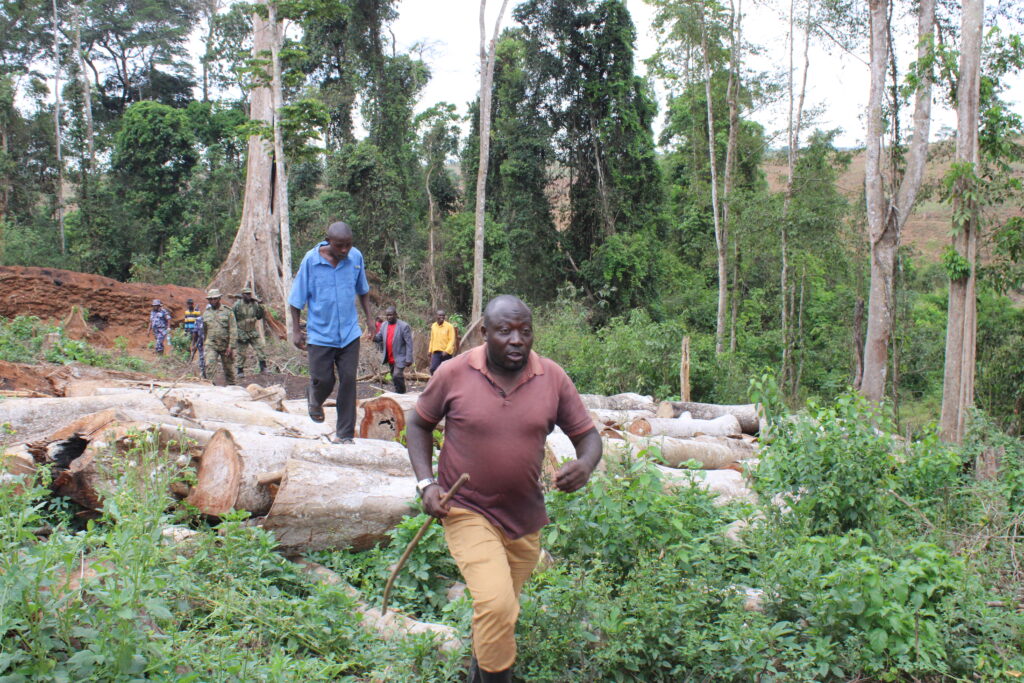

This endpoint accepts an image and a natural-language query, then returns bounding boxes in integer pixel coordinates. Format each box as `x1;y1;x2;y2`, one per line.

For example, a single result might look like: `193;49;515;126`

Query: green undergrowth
0;315;149;373
3;395;1024;681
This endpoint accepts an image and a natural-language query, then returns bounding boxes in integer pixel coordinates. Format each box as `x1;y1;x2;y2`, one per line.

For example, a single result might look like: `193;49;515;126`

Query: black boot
466;656;480;683
258;359;267;373
479;667;511;682
236;367;244;378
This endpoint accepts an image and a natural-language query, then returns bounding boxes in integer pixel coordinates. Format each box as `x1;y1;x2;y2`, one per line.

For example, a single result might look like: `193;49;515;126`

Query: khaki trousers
443;506;540;673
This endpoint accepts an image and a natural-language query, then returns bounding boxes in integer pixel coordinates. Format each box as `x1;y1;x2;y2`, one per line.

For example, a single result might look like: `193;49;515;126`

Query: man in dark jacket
373;305;414;394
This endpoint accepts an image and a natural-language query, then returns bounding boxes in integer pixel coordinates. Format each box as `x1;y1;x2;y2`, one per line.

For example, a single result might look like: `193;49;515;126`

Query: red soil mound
0;266;207;349
0;360;154;396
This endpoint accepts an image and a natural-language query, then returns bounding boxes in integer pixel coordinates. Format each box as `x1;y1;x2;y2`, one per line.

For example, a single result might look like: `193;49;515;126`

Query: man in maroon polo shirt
406;295;602;683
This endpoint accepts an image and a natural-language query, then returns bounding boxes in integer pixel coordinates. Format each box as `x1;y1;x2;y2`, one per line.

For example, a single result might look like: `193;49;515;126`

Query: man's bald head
324;221;354;261
327;221;352;240
483;295;531;328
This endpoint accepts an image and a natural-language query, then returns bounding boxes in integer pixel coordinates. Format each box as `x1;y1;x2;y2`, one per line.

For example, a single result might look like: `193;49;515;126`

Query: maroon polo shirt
415;345;595;539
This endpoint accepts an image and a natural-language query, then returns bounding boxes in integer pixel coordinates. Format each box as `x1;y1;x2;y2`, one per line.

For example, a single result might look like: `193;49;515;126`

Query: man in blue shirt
288;221;374;444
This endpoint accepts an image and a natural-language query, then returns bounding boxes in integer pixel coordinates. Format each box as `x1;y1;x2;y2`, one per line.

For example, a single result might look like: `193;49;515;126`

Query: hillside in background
764;140;1024;265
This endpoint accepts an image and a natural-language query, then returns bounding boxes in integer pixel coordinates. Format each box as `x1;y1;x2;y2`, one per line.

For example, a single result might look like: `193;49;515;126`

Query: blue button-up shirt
288;242;370;348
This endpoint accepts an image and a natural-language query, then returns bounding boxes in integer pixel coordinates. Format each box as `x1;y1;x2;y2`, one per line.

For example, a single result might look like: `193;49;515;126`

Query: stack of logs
1;380;764;642
1;384;762;551
547;393;761;505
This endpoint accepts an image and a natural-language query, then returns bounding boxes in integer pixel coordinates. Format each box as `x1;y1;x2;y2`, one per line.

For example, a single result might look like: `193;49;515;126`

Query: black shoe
258;360;267;373
479;667;511;682
306;386;324;423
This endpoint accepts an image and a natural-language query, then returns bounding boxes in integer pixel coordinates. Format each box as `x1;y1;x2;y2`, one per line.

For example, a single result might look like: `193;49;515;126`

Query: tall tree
860;0;935;403
268;0;291;336
209;10;286;308
517;0;666;314
416;102;459;309
472;0;511;324
51;0;66;254
695;0;726;353
939;0;984;442
723;0;742;352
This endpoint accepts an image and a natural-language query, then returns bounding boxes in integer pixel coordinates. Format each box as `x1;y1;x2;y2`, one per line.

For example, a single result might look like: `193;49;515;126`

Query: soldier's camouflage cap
206;289;222;299
151;299;161;306
240;286;253;294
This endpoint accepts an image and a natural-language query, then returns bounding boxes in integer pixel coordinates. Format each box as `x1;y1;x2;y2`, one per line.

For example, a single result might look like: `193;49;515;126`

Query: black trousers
388;362;407;394
308;339;360;439
429;351;452;374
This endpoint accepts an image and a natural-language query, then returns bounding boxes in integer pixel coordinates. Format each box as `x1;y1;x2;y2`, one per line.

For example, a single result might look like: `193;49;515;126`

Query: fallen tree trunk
358;392;420;441
588;409;655;428
656;465;755;505
0;393;168;445
628;413;741;439
625;434;744;470
580;393;657;412
187;429;413;517
168;397;330;439
43;418;204;509
296;559;462;652
1;444;36;492
261;458;416;553
655;401;760;434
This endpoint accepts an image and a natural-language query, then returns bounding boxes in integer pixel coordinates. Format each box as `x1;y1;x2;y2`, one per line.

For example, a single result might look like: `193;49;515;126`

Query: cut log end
627;418;652;436
186;429;241;517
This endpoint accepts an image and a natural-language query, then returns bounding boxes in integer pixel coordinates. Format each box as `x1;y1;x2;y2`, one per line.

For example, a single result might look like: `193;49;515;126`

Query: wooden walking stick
381;472;470;615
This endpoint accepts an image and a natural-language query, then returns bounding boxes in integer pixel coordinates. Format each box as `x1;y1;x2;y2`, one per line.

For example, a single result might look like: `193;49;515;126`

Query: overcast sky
390;0;1023;150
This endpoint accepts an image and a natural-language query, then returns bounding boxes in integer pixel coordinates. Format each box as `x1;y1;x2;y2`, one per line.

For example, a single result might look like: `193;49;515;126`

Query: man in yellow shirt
428;309;458;374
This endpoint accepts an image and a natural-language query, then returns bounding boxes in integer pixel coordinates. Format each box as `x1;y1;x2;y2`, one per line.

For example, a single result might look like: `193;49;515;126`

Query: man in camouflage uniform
203;289;237;385
233;285;267;376
148;299;171;355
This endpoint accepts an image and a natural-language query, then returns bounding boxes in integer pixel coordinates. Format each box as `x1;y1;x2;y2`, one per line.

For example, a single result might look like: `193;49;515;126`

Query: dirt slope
0;266;207;348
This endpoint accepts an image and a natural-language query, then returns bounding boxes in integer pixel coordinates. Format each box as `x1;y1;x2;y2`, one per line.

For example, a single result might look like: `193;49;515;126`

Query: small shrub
753;392;897;535
767;529;982;679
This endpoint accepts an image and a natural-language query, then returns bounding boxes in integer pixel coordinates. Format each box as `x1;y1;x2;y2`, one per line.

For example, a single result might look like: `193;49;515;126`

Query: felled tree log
358;392;420;441
656;465;755;505
245;383;287;411
0;393;168;446
628;413;741;439
580;393;657;413
261;458;416;553
588;409;656;429
167;397;330;438
655;401;761;435
186;429;413;517
1;444;36;492
625;434;741;469
295;560;462;652
47;419;204;509
693;434;759;459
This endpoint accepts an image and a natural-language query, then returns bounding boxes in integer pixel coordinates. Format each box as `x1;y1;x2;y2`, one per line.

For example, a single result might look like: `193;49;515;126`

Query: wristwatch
416;477;437;496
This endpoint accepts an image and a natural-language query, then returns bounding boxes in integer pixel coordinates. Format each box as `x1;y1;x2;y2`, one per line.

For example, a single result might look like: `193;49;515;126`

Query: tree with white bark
938;0;984;443
471;0;512;324
860;0;935;404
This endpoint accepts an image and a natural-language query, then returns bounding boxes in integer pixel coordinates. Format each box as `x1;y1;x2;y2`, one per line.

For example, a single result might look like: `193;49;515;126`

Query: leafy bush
0;432;462;681
544;459;727;578
753;392;897;535
0;315;148;372
325;509;466;624
766;530;991;679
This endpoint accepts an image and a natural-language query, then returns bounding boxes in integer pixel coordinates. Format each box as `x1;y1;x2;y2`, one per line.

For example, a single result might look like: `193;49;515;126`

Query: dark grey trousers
308;339;360;439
